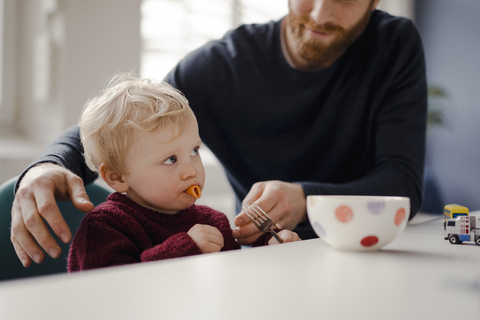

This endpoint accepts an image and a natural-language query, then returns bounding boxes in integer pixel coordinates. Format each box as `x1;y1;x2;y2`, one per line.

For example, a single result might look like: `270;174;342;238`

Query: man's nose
310;0;335;25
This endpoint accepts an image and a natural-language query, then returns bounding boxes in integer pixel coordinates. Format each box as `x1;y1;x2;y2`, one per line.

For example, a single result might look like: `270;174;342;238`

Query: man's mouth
305;27;335;41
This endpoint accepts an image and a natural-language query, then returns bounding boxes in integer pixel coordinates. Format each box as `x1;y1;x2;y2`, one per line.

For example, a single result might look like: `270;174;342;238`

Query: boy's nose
181;161;197;180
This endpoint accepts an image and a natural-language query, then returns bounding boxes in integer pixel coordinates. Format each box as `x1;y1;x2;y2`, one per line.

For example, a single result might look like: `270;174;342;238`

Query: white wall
416;0;480;210
377;0;415;19
61;1;141;128
17;0;142;142
0;0;141;184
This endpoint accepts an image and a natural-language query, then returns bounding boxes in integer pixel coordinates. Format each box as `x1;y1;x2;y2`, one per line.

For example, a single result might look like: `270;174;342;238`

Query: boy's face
122;112;205;214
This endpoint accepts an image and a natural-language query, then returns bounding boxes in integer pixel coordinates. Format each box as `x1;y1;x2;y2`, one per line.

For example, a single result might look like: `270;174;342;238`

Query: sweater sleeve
140;233;202;261
68;211;205;271
143;207;242;259
68;212;142;271
252;232;274;247
15;125;97;193
218;219;242;252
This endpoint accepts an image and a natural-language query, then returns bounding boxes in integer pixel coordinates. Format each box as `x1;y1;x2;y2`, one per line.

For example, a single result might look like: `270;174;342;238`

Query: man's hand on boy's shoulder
11;162;94;267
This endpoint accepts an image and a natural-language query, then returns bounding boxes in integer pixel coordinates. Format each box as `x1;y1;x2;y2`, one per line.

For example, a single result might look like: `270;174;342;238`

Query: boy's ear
99;163;129;193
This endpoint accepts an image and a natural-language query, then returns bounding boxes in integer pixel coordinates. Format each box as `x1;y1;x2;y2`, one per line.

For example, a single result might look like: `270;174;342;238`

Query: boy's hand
187;224;224;253
268;230;301;245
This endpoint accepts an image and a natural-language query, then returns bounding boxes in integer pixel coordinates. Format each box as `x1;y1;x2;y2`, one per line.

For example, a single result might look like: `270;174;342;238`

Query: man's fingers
33;186;71;245
237;201;285;231
234;199;279;245
11;199;48;264
11;229;47;265
232;217;258;237
19;188;63;259
255;199;295;231
235;230;263;246
234;198;278;227
234;211;248;227
22;201;63;259
66;174;94;213
237;180;307;245
241;182;265;208
10;236;33;267
243;182;283;222
253;183;290;220
11;200;35;266
232;218;263;245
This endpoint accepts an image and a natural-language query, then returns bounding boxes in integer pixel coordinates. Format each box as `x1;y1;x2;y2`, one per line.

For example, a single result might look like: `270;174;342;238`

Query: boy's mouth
186;185;202;199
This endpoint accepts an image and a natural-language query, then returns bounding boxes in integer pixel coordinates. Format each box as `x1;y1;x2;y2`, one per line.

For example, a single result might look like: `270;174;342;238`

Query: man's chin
298;43;338;64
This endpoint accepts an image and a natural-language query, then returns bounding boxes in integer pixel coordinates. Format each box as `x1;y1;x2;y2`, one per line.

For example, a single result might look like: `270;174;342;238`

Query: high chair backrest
0;176;111;282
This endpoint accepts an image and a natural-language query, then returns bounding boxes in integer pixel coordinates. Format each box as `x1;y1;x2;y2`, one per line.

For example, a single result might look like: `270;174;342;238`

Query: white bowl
307;195;410;251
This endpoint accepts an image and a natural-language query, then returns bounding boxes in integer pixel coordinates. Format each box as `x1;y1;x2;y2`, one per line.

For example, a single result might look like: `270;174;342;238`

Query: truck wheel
449;235;460;244
475;237;480;246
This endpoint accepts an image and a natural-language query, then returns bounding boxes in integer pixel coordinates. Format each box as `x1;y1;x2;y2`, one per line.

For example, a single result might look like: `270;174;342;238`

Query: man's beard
286;7;372;65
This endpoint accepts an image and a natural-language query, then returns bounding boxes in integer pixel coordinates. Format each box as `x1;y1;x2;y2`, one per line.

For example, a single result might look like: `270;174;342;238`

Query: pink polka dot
335;205;353;223
360;235;379;247
395;208;406;226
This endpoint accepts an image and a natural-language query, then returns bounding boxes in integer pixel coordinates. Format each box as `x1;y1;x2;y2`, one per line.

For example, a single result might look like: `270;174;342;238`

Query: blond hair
79;73;192;175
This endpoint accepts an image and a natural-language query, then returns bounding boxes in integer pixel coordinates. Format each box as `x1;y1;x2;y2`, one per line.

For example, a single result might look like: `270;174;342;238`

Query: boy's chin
176;197;198;210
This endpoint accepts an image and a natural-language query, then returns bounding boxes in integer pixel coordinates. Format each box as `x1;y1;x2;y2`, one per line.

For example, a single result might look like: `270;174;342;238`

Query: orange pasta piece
187;185;202;199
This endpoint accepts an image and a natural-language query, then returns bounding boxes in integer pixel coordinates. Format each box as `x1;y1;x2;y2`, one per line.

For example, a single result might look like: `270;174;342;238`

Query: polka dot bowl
307;195;410;251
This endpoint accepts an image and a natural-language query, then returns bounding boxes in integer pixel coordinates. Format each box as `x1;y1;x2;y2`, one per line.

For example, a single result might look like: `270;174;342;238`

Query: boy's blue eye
163;155;177;165
190;147;199;156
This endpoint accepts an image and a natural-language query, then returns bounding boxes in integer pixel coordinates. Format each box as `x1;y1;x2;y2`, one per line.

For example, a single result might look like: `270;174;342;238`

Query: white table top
1;213;479;320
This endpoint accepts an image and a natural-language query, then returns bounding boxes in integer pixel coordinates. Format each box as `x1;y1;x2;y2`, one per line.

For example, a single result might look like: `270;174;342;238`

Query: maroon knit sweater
68;193;271;272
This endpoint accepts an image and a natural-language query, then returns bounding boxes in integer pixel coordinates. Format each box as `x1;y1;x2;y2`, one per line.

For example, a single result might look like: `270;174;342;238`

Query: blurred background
0;0;479;221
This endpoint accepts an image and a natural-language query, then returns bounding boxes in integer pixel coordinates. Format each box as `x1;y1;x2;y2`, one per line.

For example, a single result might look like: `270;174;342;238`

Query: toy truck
443;204;469;219
443;204;469;228
444;215;480;245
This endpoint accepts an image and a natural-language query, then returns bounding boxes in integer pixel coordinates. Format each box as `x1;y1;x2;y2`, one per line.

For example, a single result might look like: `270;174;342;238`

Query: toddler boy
68;75;300;271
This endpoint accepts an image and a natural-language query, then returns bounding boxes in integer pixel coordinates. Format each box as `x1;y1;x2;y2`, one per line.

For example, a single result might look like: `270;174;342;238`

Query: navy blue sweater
20;11;427;239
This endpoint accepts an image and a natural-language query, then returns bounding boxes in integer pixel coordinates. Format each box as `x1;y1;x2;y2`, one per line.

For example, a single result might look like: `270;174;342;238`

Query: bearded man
12;0;427;266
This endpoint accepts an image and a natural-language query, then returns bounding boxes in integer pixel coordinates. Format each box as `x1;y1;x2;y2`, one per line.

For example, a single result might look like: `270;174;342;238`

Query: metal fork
242;201;283;243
